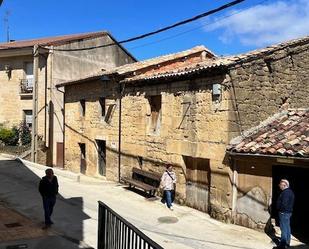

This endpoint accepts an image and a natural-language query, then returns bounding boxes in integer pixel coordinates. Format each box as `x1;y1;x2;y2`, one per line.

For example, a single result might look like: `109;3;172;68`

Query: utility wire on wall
39;0;245;52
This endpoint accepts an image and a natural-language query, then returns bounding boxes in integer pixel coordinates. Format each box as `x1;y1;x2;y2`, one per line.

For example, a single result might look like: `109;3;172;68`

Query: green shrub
19;121;31;145
0;126;19;146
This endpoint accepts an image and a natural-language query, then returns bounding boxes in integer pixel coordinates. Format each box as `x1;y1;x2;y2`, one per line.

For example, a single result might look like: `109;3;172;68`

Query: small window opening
99;97;106;117
148;95;162;133
80;99;85;117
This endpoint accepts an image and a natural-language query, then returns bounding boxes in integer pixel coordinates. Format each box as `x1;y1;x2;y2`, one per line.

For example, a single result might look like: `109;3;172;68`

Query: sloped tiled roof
105;45;214;75
124;35;309;83
227;109;309;158
123;57;229;83
56;45;215;87
57;35;309;87
0;31;108;49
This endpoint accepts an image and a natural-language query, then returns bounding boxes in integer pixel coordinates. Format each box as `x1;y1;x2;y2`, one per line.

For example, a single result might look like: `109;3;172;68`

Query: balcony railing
20;79;33;94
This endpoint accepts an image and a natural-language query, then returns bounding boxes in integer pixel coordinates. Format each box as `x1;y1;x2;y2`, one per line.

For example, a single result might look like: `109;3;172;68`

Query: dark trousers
43;196;56;225
279;212;292;247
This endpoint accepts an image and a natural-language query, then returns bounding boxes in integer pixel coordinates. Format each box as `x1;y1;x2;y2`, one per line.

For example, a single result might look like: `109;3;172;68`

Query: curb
16;157;81;182
1;153;110;184
0;153;17;160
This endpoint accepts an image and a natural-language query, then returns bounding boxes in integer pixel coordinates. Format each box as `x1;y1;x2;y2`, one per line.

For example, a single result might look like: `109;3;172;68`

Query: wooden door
56;142;64;168
184;156;210;212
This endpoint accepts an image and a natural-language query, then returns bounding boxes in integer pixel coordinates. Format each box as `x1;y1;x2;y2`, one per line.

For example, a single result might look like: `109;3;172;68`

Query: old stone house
0;31;135;165
228;109;309;241
58;35;309;231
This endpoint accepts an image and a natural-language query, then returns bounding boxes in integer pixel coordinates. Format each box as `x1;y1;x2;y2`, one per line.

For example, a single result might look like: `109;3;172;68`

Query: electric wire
39;0;245;52
128;0;270;50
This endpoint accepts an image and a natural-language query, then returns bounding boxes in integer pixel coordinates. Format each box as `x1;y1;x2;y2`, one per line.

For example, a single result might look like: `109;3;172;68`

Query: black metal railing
98;201;164;249
20;79;33;94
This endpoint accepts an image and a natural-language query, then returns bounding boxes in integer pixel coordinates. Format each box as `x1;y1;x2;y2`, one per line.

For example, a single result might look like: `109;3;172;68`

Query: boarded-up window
148;95;161;132
80;99;85;117
99;97;106;117
104;103;116;123
183;156;210;212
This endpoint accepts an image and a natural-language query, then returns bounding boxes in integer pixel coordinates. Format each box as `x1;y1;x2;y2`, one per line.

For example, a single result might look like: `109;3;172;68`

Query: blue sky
0;0;308;60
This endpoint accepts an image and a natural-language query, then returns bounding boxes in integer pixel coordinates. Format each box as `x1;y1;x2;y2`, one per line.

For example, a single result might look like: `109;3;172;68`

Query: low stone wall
0;145;30;156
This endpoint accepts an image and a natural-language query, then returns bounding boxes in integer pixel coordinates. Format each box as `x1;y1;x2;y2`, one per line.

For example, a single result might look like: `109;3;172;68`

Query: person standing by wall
275;179;295;249
160;164;176;210
39;168;59;229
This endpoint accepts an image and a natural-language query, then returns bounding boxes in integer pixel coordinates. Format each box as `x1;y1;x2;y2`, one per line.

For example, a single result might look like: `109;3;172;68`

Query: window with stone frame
148;95;162;133
80;99;86;117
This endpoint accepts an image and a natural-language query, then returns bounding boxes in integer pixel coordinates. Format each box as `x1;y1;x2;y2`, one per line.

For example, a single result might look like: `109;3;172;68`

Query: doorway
183;156;210;212
96;140;106;176
272;165;309;243
79;143;86;174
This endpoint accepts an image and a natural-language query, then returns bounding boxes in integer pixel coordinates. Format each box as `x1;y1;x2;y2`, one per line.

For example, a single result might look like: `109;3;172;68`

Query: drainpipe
231;157;238;222
56;87;65;169
31;44;39;163
38;52;48;146
118;82;125;183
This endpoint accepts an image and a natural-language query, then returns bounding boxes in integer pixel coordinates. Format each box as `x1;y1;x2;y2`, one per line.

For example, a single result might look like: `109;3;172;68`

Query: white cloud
204;0;309;47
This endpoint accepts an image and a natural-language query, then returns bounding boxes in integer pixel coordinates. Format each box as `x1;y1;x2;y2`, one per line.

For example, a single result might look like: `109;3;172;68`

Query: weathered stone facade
64;72;231;205
0;55;35;127
0;32;135;166
62;36;309;229
228;40;309;137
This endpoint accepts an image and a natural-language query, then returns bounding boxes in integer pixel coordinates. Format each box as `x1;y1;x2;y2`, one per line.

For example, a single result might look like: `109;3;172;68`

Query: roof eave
121;64;228;85
0;47;33;57
227;151;309;161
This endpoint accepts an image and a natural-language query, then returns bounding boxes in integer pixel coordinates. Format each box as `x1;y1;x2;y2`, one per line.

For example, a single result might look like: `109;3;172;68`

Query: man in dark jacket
275;179;294;249
39;168;59;228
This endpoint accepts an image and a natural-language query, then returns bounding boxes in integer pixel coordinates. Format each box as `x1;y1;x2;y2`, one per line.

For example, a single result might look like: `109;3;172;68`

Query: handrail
98;201;164;249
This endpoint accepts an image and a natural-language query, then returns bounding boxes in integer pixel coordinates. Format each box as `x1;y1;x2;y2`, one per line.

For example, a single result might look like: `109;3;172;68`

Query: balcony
20;78;33;93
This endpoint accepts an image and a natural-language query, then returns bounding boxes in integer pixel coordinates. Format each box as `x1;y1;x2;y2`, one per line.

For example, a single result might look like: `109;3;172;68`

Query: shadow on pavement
0;159;92;249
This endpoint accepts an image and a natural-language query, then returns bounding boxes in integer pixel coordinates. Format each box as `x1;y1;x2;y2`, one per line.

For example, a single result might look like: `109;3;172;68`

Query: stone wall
0;55;45;130
228;41;309;139
63;38;309;227
49;35;135;167
64;73;233;214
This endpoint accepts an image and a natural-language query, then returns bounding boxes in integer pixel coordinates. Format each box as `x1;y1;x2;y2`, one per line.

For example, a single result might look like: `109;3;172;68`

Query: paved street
0;155;307;249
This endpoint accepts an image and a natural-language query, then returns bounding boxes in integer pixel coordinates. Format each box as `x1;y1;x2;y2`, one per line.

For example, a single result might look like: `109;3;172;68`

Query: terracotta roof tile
57;35;309;87
122;35;309;84
228;109;309;158
56;45;215;87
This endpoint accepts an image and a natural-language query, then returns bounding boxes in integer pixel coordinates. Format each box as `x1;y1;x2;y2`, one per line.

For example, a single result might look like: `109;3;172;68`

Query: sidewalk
0;202;48;242
0;155;307;249
0;201;95;249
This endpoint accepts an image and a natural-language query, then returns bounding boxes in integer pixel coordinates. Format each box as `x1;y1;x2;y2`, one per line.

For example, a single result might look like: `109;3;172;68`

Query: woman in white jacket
160;164;176;210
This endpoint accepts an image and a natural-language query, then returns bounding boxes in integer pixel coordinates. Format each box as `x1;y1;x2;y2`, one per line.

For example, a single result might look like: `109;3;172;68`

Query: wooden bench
121;168;161;197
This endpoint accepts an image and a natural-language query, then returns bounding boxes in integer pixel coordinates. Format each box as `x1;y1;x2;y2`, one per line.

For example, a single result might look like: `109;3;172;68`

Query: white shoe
169;206;174;211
